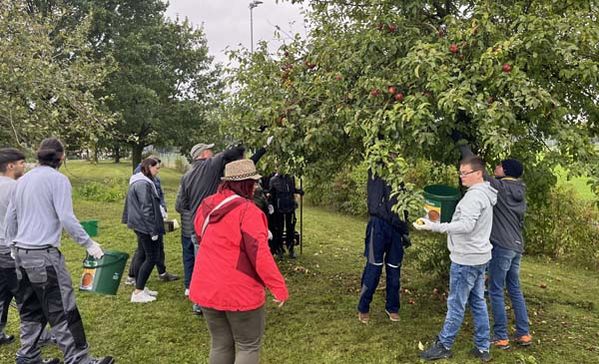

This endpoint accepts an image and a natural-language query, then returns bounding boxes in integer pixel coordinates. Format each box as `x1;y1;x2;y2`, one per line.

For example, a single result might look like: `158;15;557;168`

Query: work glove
86;241;104;260
412;218;439;232
151;235;159;241
268;204;274;215
268;230;273;241
266;135;274;146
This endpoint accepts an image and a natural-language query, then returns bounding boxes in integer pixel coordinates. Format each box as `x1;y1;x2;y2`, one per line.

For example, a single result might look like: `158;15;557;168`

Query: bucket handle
83;252;128;268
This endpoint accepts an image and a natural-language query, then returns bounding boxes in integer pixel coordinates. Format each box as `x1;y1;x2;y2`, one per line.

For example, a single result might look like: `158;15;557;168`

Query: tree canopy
223;0;599;213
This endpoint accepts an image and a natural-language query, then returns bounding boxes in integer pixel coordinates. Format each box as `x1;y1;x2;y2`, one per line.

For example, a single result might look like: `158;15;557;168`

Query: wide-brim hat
221;159;262;181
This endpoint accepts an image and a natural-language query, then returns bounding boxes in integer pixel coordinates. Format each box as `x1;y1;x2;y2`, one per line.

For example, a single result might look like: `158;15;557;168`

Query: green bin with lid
423;185;461;223
80;250;129;295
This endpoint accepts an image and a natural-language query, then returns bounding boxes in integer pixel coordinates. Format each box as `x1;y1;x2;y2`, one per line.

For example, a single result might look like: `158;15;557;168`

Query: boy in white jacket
415;156;497;362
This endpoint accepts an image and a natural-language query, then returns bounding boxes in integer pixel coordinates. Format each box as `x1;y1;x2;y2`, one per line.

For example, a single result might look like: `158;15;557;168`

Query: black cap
501;159;523;178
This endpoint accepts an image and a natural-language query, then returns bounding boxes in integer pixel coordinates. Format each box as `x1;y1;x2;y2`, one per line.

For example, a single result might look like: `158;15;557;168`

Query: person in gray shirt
0;148;27;346
3;138;113;364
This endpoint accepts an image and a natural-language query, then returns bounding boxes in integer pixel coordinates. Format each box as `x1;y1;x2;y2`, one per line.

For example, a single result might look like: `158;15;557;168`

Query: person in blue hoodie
415;155;497;362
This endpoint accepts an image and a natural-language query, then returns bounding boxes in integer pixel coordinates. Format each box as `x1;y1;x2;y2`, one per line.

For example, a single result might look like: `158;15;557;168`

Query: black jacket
366;171;409;234
268;174;303;214
122;175;165;236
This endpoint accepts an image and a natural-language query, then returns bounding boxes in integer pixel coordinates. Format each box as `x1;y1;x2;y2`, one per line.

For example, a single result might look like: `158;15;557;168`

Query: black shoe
41;359;61;364
158;272;180;282
92;356;115;364
192;304;203;316
420;339;452;361
470;347;492;362
0;332;14;345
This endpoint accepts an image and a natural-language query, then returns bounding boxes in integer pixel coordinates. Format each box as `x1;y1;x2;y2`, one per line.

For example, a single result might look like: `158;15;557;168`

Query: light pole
249;1;263;53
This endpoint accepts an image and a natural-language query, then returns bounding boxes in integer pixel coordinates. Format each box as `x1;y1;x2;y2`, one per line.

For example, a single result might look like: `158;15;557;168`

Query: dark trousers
357;217;405;314
181;235;195;289
129;233;165;279
0;252;18;333
132;232;161;291
14;248;91;364
271;211;295;254
202;306;265;364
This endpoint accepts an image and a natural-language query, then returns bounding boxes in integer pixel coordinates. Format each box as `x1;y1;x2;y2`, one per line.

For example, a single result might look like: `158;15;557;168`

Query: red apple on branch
449;43;459;54
502;63;512;73
394;92;405;102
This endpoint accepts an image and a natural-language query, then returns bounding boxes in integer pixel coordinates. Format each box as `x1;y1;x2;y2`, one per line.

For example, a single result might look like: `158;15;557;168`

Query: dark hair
37;138;64;169
218;180;256;200
501;159;524;178
140;157;159;179
460;155;485;172
0;148;26;173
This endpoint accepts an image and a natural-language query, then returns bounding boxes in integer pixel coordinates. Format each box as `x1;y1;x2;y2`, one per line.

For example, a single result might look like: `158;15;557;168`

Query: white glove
266;135;274;146
268;204;274;215
151;235;159;241
86;241;104;259
412;218;438;231
268;230;273;241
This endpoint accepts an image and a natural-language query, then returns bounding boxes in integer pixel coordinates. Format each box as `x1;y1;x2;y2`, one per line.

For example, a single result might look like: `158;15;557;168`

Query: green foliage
0;2;113;149
411;234;451;280
74;177;127;202
525;185;599;270
222;0;599;219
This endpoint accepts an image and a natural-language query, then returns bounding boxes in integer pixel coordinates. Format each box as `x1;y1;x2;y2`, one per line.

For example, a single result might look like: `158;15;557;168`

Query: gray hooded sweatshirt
430;182;498;266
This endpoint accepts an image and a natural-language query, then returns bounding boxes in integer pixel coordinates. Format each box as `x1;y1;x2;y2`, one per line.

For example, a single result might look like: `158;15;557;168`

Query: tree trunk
93;146;99;164
114;145;121;164
131;144;144;172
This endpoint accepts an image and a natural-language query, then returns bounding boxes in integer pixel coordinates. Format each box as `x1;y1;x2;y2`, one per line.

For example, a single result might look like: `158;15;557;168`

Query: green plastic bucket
423;185;461;223
80;220;98;237
80;250;129;295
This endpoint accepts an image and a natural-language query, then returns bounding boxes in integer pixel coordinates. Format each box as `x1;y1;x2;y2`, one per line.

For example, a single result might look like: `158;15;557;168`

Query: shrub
75;177;127;202
525;185;599;269
174;156;189;174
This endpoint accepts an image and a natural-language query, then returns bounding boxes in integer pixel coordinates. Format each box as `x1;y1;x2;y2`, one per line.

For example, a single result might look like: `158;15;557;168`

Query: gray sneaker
470;348;492;362
420;339;452;361
158;272;180;282
91;356;115;364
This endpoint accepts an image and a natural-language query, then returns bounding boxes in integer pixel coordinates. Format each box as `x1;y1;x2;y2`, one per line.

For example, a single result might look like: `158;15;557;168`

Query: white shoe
184;289;189;297
131;290;156;303
144;287;158;297
125;277;136;286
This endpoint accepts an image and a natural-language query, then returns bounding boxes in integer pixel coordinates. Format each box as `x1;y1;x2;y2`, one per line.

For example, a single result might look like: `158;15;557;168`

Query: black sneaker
470;347;492;362
0;332;14;345
92;356;115;364
420;339;452;361
158;272;180;282
41;359;61;364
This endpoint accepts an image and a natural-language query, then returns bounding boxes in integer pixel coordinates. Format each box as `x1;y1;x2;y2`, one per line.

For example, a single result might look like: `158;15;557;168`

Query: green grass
2;160;598;363
555;165;595;201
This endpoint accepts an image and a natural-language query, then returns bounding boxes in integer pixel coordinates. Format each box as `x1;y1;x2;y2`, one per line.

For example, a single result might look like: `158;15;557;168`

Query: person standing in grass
357;168;410;324
122;157;165;303
126;157;179;287
453;131;532;349
414;156;497;362
4;138;113;364
189;159;288;364
0;148;27;346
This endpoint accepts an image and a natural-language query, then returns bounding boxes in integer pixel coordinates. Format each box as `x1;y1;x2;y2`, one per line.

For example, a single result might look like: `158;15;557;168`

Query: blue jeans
488;246;530;339
438;262;490;351
181;235;195;289
357;217;404;314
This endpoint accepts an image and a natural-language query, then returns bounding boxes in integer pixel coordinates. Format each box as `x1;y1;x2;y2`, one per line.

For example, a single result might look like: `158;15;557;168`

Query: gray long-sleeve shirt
0;176;17;253
3;166;93;249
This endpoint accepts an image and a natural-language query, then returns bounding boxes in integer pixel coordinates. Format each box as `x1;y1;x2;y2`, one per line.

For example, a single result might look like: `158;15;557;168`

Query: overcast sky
165;0;307;65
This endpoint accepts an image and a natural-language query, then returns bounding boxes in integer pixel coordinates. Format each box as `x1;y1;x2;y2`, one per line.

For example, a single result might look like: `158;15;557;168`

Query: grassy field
1;161;598;364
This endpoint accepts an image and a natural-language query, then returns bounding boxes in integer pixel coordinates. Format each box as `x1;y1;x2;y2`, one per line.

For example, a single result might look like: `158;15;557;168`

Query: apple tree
223;0;598;217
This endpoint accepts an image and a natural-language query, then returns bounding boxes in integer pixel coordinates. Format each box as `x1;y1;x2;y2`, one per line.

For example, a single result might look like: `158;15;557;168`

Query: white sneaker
125;277;136;286
184;289;189;297
144;287;158;297
130;290;156;303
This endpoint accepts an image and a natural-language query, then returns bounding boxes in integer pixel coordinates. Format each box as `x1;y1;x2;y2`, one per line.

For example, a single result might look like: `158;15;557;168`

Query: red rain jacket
189;189;289;311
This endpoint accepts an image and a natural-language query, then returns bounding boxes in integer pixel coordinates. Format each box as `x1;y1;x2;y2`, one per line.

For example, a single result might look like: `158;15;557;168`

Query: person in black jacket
357;169;410;324
268;171;303;258
122;157;166;303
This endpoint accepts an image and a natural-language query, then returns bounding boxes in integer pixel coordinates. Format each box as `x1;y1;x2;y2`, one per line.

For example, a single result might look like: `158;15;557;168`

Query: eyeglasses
459;169;480;177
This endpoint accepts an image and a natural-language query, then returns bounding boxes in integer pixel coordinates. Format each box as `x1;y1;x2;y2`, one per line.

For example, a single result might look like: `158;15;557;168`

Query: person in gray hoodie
415;156;497;362
454;135;532;349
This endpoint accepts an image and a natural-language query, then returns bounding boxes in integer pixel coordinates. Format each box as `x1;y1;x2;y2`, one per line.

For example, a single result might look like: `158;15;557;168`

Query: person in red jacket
189;159;288;364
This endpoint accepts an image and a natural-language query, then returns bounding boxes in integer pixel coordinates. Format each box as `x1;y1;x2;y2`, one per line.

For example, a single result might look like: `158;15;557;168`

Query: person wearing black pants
268;172;303;258
122;157;166;303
